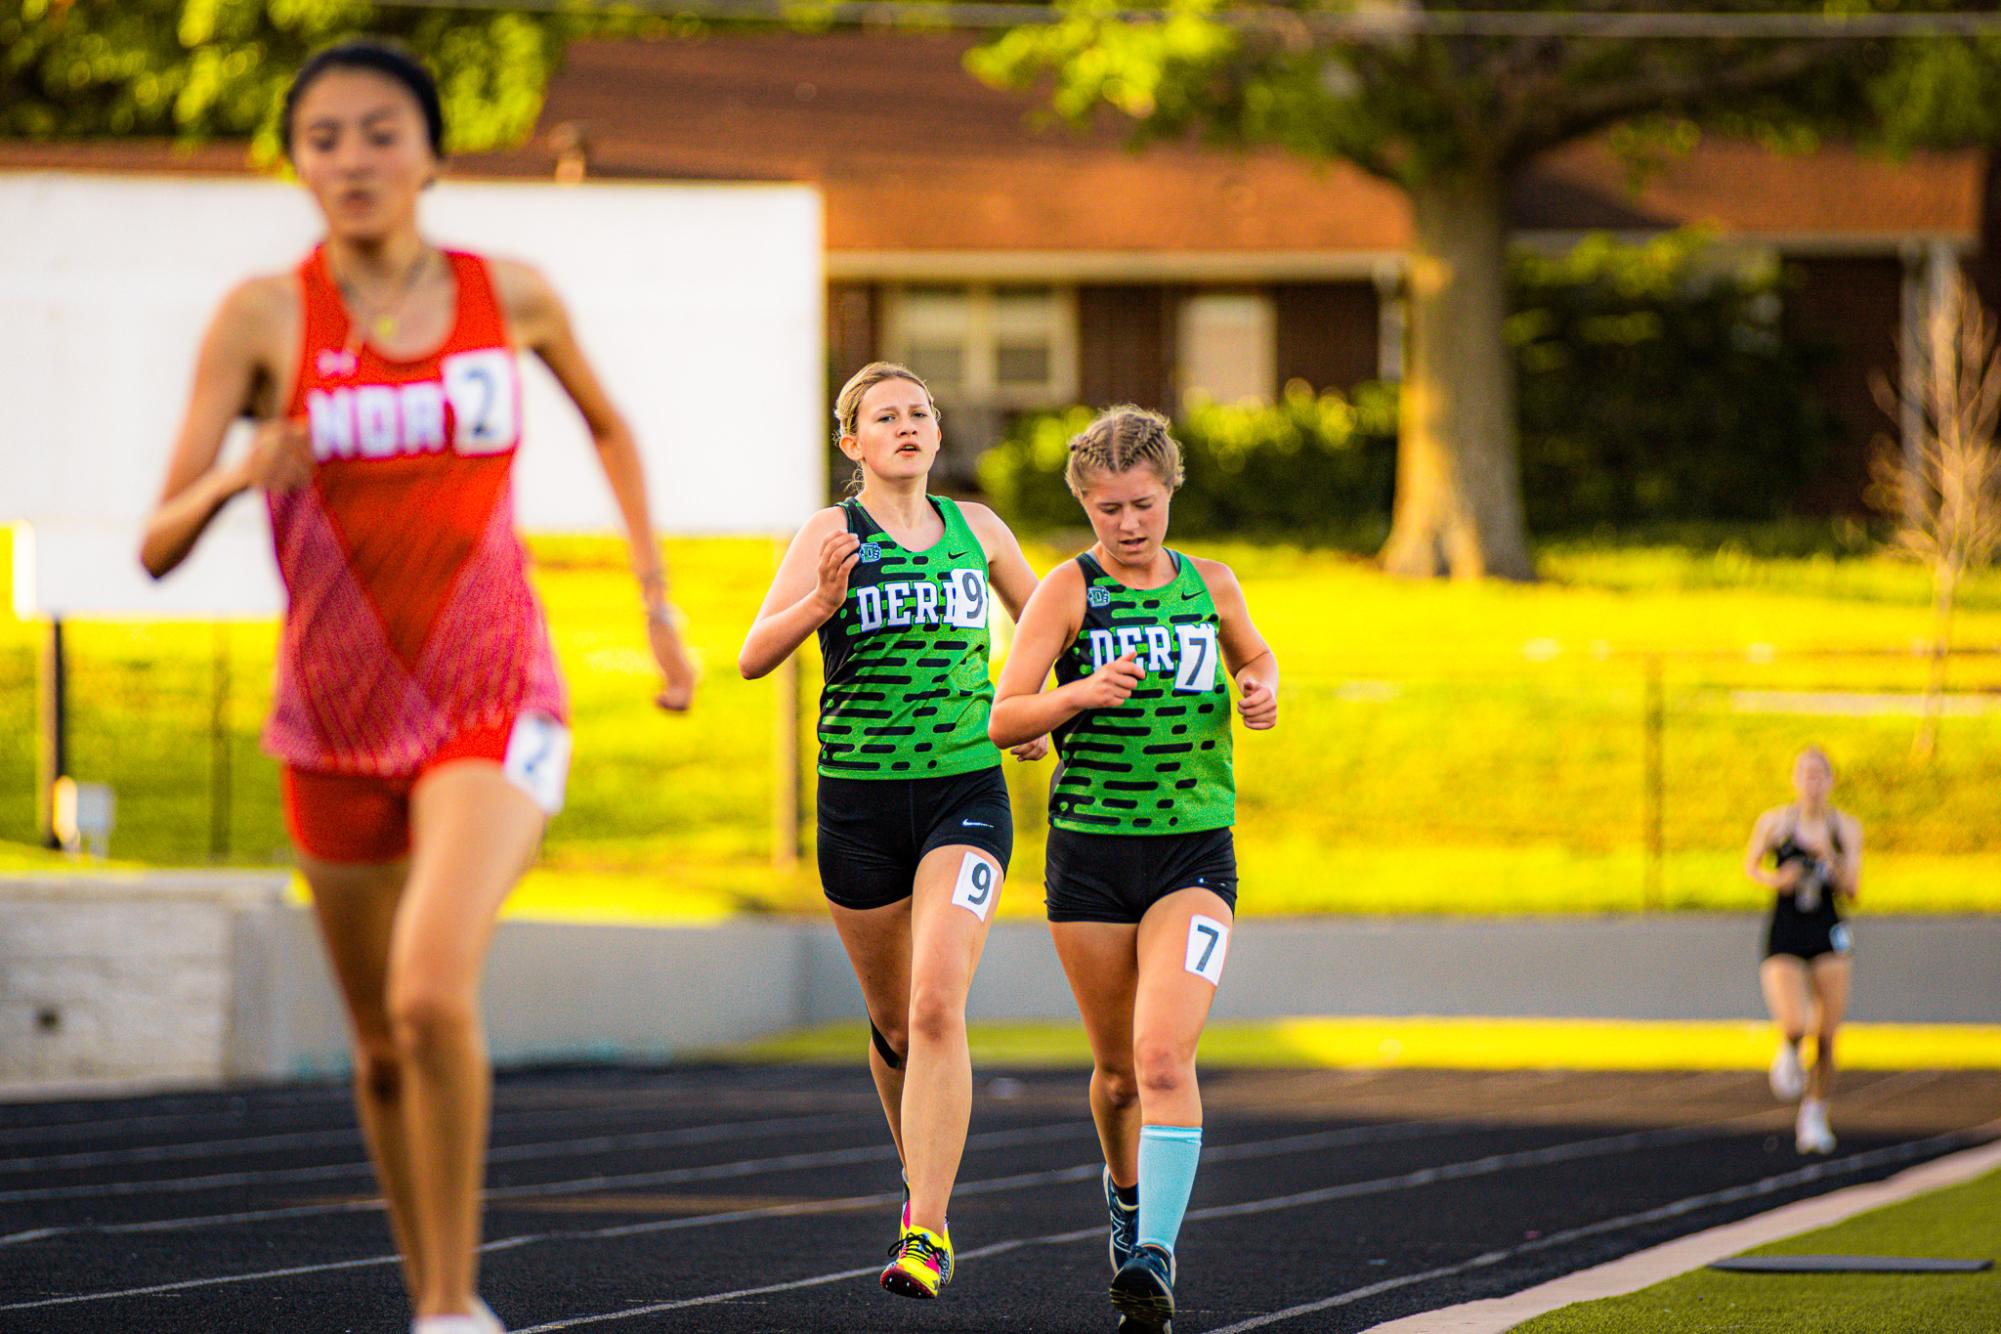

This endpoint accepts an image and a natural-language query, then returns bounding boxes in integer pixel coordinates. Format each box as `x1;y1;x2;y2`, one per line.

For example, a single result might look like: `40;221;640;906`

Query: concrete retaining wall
0;873;292;1084
4;873;1994;1089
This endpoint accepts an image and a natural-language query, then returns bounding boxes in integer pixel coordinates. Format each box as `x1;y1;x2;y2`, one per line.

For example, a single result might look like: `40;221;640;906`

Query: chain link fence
5;625;1999;914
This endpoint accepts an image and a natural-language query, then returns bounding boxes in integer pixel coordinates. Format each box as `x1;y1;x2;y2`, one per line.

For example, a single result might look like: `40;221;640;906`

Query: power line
363;0;2001;39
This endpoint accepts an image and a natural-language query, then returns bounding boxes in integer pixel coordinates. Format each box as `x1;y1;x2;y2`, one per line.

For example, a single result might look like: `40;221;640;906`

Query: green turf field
4;527;2000;918
1513;1165;2001;1332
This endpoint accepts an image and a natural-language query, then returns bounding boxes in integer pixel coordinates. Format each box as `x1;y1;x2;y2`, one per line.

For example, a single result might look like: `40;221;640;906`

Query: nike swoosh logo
1182;590;1201;600
948;550;970;559
962;819;993;828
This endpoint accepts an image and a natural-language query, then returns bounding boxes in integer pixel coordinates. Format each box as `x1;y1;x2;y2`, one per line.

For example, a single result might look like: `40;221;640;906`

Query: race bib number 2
503;712;572;816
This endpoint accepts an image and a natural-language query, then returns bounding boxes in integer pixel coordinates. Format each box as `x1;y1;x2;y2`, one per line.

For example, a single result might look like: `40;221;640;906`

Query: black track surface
0;1066;1993;1333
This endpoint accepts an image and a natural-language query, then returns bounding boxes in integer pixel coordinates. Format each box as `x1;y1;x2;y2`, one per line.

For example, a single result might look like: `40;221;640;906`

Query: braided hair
1064;405;1185;496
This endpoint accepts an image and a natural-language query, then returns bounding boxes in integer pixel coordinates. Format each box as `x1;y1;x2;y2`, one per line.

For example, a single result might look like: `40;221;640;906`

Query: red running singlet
263;246;567;775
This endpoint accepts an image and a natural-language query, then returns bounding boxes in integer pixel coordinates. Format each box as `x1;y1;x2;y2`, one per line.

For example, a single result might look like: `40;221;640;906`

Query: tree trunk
1380;169;1534;580
1915;554;1958;763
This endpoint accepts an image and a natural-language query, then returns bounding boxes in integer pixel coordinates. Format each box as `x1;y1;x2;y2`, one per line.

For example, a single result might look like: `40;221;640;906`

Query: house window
884;285;1076;408
1178;292;1276;408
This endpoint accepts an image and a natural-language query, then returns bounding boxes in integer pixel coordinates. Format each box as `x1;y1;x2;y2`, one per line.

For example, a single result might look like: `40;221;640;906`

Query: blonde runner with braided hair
993;402;1279;1333
1064;405;1185;496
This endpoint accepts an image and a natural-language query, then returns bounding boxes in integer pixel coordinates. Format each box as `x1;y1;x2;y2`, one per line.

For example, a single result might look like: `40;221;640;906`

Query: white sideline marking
1357;1124;2001;1334
1206;1128;1989;1333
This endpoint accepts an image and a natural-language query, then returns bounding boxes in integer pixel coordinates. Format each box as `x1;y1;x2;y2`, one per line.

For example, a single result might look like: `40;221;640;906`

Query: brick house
9;28;1991;503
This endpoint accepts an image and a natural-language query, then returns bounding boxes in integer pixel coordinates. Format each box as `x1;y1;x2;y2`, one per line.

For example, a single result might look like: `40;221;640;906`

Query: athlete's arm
959;502;1038;621
1833;814;1863;901
739;507;854;680
1198;559;1278;731
990;561;1141;747
959;502;1049;758
140;278;307;579
498;259;695;712
1743;809;1798;892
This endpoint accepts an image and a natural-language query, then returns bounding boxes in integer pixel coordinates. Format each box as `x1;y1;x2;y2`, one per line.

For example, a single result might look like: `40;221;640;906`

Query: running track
0;1066;1994;1332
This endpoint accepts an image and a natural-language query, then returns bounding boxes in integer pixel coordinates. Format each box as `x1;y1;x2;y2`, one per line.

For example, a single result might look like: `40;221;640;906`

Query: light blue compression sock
1136;1124;1203;1255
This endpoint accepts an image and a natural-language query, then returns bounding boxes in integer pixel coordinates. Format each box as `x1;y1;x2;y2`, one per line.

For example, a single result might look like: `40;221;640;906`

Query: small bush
978;381;1398;541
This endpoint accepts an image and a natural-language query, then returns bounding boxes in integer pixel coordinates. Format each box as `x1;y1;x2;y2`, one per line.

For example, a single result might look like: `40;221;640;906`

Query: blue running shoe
1110;1242;1175;1333
1104;1166;1140;1272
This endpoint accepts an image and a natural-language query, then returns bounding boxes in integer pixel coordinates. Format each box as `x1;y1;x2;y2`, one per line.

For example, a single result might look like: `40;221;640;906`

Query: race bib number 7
1184;914;1230;985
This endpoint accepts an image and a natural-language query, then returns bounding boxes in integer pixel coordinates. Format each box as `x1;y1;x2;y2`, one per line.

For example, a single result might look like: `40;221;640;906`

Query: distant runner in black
1744;745;1862;1155
739;362;1044;1301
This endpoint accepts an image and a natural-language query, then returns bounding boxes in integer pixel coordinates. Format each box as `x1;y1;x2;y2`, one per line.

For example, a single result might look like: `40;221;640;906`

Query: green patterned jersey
1050;551;1234;834
816;496;999;778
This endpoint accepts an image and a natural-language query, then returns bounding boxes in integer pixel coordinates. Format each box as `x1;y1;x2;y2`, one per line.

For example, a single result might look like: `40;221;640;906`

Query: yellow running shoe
880;1222;954;1299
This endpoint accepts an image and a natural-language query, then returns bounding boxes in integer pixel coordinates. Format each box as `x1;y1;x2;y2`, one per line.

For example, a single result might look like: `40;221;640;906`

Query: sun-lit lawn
4;528;1999;919
1514;1166;2001;1333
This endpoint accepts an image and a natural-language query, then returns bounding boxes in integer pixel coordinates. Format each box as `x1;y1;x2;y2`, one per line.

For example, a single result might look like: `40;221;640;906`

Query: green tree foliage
1513;231;1838;529
971;2;2001;577
1;0;597;158
982;232;1840;540
979;383;1399;540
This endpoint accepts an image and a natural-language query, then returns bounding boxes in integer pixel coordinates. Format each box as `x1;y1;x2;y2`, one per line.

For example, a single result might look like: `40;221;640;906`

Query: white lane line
0;1073;824;1146
0;1111;869;1206
435;1112;1875;1332
3;1108;1483;1248
1361;1122;2001;1334
0;1097;811;1175
1203;1126;1989;1333
0;1120;1097;1248
0;1115;1494;1311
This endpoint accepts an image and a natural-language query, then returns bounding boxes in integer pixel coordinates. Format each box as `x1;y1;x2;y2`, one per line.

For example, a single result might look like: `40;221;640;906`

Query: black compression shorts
816;768;1013;910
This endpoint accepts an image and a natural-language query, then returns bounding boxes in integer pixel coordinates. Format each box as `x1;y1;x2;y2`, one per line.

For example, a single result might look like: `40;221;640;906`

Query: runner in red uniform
138;40;695;1334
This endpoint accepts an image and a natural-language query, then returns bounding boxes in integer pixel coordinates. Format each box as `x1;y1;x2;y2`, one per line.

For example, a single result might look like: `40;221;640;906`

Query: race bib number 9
1184;914;1230;985
952;852;999;922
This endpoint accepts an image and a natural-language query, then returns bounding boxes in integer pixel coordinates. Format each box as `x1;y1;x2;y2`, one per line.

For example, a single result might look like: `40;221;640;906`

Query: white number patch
502;712;571;816
442;348;520;455
951;852;1000;922
1184;913;1230;985
1174;625;1219;693
944;569;990;629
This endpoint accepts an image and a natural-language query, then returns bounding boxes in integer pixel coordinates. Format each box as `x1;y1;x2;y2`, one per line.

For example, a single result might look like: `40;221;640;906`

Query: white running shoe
1796;1097;1836;1155
413;1300;504;1334
1769;1041;1807;1102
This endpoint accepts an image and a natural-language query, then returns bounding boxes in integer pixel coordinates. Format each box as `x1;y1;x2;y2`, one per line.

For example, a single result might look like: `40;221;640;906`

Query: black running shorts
1764;910;1852;962
1044;825;1238;924
816;768;1013;911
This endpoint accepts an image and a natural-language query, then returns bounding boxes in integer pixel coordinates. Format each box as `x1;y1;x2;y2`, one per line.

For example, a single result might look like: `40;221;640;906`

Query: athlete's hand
647;607;699;713
235;419;314;495
1073;651;1144;710
811;532;862;618
1772;861;1804;891
1010;735;1050;762
1237;679;1277;730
